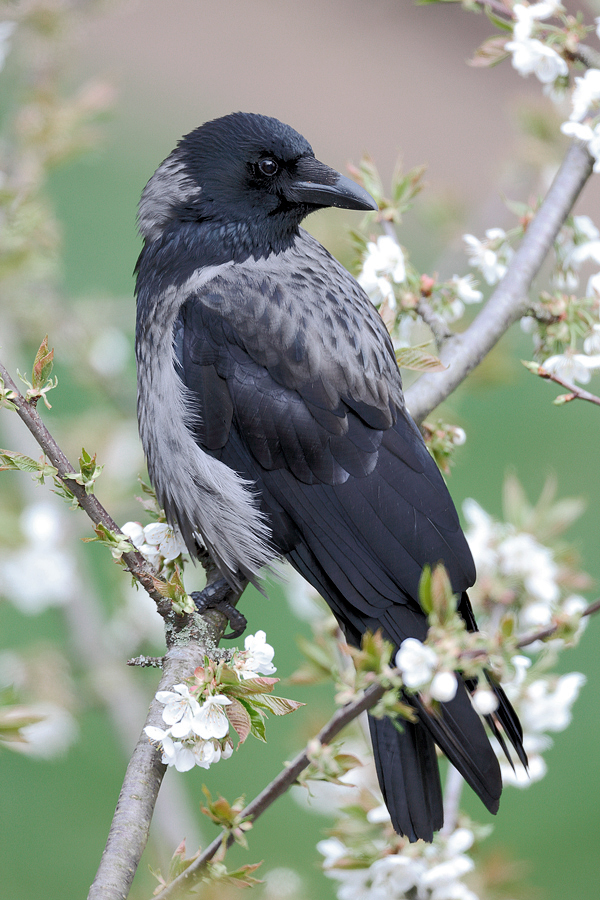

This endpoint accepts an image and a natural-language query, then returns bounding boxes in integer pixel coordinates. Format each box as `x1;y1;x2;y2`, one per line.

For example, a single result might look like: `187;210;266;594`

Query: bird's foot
190;579;247;639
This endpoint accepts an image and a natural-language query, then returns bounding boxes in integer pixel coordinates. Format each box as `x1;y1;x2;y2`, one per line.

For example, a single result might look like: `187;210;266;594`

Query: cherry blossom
430;671;458;702
471;688;499;716
463;229;512;285
358;235;406;306
155;682;200;738
191;694;232;740
505;37;568;84
395;638;437;689
144;726;196;772
238;629;277;679
542;351;600;385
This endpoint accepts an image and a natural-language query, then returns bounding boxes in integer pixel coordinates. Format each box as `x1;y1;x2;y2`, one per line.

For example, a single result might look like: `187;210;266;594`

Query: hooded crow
135;112;525;841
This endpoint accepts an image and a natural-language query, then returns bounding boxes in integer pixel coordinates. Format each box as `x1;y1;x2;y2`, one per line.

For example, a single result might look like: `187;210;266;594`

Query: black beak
287;156;378;212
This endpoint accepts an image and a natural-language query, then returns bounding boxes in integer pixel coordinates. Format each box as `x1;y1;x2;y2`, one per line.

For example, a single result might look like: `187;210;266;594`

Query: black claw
190;580;247;639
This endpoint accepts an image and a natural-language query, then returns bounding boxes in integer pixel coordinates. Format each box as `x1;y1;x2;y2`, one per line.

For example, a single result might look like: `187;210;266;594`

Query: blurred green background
1;1;599;899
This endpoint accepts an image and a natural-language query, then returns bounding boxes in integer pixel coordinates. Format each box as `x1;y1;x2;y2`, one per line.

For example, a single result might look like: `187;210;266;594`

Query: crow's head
138;112;377;250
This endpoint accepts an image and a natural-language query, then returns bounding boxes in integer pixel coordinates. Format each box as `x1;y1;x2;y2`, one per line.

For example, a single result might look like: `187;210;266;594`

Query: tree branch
0;361;171;611
405;141;594;424
88;638;211;900
525;363;600;407
0;359;240;897
152;680;387;900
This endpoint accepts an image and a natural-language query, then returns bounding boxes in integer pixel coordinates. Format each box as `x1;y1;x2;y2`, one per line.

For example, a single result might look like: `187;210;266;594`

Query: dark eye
258;157;279;177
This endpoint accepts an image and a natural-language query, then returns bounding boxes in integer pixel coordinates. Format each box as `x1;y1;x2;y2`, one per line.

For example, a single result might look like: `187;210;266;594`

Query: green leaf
395;345;446;372
469;36;510;68
63;447;103;494
0;449;58;482
418;565;433;616
226;697;252;743
227;676;279;696
31;335;54;389
521;359;543;375
238;698;267;742
251;694;305;716
484;6;514;31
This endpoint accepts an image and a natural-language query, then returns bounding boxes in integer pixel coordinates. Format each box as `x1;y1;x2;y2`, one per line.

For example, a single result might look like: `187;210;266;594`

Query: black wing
173;246;522;840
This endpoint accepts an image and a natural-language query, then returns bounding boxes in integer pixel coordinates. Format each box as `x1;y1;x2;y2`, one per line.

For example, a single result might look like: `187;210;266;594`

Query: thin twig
517;597;600;648
527;363;600;407
0;361;170;612
128;656;165;668
415;295;454;348
405;141;594;424
151;680;387;900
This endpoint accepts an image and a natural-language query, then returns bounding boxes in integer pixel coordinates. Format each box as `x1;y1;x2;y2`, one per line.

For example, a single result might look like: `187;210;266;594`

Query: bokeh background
1;1;600;898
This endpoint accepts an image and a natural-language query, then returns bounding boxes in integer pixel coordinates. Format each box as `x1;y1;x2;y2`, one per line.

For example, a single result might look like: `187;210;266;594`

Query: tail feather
485;674;528;770
368;714;443;842
413;683;503;815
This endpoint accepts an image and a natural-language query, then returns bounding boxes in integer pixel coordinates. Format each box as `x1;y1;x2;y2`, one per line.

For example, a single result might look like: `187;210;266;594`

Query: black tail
368;713;443;842
367;674;527;841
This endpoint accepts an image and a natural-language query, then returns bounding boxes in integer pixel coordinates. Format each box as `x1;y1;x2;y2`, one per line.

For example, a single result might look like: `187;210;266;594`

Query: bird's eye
258;157;279;177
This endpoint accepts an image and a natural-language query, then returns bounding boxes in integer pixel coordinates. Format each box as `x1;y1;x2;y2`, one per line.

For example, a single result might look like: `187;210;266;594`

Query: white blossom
520;315;537;334
471;688;499;716
396;638;437;689
237;629;277;679
120;521;145;548
358;235;406;306
263;867;304;900
144;726;196;771
317;837;348;868
156;683;201;738
462;498;498;573
419;854;475;892
542;352;600;385
586;272;600;300
463;229;512;285
1;547;76;614
368;854;424;899
573;215;600;242
567;68;600;122
366;803;391;824
497;732;549;787
450;274;483;305
452;427;466;447
497;532;559;603
142;522;187;562
520;673;586;733
192;738;223;769
430;671;458;702
512;1;562;42
568;237;600;267
5;703;78;759
191;694;232;739
505;37;568;84
596;16;600;41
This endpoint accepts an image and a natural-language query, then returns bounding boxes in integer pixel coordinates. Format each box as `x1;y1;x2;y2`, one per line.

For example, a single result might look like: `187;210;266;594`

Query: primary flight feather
135;112;525;841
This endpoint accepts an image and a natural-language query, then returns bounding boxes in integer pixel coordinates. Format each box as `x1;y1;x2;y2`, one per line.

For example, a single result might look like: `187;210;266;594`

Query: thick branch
88;639;210;900
152;680;387;900
0;359;240;896
405;142;594;424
